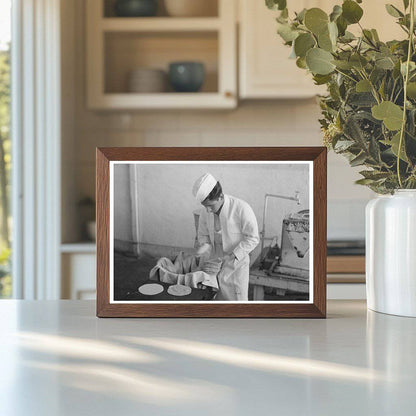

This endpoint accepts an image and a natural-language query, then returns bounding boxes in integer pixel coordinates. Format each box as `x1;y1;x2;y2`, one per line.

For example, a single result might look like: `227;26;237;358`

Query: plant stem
358;22;378;49
390;79;397;101
393;86;404;104
358;69;380;104
397;0;415;188
334;68;357;83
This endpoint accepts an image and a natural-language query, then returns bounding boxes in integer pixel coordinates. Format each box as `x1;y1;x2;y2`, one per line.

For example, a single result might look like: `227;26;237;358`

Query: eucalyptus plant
266;0;416;193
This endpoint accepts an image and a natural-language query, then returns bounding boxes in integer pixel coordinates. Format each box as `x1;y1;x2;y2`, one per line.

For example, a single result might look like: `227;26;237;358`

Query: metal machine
250;193;310;299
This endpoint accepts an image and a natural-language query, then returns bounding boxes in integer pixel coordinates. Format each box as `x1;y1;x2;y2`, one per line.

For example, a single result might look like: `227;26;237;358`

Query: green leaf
359;170;391;180
350;152;368;167
289;44;297;59
369;136;381;162
336;15;348;36
330;5;343;22
381;132;409;162
277;23;299;42
362;29;374;44
318;31;334;52
375;56;395;70
306;48;335;75
401;61;416;76
313;74;332;85
276;8;289;23
356;79;372;92
334;139;355;152
355;178;377;185
266;0;287;11
295;8;307;22
339;31;356;42
304;8;329;35
350;53;368;69
379;78;386;100
407;82;416;99
371;67;386;85
296;57;307;69
349;92;377;107
385;4;404;18
372;101;404;130
393;61;402;78
328;21;338;45
333;59;353;70
342;0;363;24
371;29;380;42
344;113;369;147
294;33;315;57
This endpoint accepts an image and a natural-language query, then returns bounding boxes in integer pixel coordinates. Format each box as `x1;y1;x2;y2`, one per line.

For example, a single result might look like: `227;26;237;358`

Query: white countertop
0;300;415;415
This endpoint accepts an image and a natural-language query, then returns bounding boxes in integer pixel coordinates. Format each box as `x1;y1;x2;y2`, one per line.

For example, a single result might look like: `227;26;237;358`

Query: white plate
167;284;192;297
138;283;164;296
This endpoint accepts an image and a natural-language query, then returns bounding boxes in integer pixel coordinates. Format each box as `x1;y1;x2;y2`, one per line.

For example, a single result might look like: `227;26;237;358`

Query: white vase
366;190;416;317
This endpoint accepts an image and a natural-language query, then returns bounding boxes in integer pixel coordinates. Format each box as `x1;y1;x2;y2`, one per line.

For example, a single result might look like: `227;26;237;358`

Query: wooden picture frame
96;147;327;318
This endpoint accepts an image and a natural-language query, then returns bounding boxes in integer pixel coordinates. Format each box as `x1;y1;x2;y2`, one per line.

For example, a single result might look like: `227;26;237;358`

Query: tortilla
167;284;192;297
138;283;164;296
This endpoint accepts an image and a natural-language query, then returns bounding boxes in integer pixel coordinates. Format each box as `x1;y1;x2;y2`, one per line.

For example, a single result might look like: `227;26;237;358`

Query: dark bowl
168;62;205;93
114;0;158;17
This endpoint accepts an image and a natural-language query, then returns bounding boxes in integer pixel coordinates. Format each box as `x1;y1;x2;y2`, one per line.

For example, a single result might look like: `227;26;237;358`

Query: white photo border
109;161;314;304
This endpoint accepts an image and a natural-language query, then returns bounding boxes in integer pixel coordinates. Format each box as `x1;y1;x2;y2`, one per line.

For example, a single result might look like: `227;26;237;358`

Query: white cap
192;173;217;203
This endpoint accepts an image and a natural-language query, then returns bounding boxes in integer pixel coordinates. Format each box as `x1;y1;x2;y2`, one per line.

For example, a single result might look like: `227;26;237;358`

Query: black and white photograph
110;161;313;303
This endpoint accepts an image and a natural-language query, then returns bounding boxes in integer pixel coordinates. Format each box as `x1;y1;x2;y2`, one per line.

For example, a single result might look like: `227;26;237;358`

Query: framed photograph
96;147;327;318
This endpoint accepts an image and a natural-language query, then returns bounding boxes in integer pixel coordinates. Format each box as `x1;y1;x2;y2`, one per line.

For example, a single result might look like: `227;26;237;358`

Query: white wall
133;163;309;261
113;164;133;242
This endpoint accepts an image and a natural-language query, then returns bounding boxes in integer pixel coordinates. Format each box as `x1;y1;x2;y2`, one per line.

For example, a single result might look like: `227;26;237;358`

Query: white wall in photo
113;164;133;242
114;163;310;263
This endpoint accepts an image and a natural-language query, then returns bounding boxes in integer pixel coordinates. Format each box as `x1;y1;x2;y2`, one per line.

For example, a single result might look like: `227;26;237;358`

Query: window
0;0;11;298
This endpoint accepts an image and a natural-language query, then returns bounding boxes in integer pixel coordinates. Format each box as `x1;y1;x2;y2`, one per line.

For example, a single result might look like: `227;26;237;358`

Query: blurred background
1;0;404;300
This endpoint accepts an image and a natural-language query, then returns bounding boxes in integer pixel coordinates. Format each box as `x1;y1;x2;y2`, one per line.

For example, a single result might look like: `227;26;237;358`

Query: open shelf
104;31;218;94
86;0;236;109
90;92;235;109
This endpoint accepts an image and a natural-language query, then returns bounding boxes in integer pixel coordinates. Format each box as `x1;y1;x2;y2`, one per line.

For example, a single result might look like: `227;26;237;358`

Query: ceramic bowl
114;0;158;17
168;62;205;93
127;68;167;93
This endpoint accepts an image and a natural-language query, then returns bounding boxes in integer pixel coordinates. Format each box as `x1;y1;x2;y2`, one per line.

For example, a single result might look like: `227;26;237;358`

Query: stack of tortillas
138;283;164;296
167;284;192;297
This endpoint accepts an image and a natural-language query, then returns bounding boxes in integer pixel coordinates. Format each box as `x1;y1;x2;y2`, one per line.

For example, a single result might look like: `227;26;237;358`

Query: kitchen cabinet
61;244;96;300
238;0;405;99
239;0;326;99
86;0;237;109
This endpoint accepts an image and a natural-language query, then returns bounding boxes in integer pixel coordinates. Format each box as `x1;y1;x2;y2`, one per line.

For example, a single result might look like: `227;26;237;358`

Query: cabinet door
239;0;321;99
62;253;96;300
239;0;405;99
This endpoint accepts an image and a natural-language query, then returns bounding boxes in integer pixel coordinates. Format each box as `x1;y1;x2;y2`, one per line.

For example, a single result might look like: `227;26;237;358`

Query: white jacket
197;194;259;300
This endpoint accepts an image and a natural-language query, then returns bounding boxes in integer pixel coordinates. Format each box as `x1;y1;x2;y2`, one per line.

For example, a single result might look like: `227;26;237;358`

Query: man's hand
201;259;222;275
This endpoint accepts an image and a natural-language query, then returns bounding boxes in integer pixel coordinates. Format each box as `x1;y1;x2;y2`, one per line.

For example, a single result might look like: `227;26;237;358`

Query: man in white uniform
192;173;259;301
